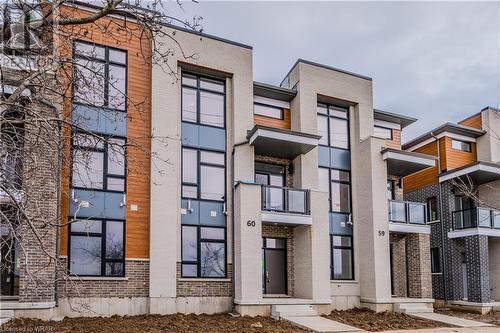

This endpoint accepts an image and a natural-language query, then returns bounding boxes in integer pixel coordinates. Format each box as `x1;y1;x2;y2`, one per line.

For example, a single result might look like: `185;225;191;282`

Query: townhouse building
1;2;440;319
403;106;500;314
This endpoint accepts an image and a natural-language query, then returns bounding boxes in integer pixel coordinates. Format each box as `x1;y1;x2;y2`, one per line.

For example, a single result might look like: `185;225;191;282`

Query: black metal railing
388;200;426;225
452;207;500;230
261;185;310;215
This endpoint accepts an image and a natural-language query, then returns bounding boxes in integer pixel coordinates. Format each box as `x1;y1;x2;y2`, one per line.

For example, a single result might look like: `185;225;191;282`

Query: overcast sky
169;1;500;142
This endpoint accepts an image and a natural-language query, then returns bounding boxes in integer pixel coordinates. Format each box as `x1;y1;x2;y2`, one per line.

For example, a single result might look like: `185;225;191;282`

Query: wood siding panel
385;129;401;150
442;136;477;171
403;141;439;193
254;109;291;130
459;113;483;130
59;7;151;259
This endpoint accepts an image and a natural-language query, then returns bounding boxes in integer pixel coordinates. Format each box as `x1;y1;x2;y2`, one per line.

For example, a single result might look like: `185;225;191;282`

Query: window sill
330;280;358;284
68;276;129;281
427;219;440;224
431;272;443;275
178;278;231;282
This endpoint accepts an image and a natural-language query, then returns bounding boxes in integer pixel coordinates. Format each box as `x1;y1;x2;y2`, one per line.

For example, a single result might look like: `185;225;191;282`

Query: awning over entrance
381;148;436;177
439;161;500;185
247;125;320;160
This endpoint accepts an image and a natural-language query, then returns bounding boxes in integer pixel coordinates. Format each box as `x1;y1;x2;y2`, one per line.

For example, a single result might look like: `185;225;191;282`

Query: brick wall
262;225;294;296
255;155;293;187
176;263;232;297
57;258;149;298
389;234;407;297
406;233;432;298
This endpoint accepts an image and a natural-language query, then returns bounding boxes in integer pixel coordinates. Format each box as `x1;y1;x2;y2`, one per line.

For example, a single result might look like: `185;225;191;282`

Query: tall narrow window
427;196;439;221
430;247;441;273
317;104;349;149
331;235;354;280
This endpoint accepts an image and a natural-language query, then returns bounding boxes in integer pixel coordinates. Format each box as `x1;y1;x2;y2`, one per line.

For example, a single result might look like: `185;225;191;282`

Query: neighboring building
1;2;440;319
403;106;500;313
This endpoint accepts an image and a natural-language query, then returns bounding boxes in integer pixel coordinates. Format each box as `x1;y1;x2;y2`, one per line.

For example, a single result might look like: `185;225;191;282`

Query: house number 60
247;220;256;227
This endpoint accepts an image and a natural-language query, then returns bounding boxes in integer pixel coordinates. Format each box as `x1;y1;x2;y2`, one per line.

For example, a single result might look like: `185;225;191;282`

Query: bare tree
0;0;200;307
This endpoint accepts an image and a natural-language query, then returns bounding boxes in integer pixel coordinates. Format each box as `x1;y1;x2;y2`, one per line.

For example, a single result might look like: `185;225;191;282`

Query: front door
0;230;19;296
461;252;468;300
262;237;287;295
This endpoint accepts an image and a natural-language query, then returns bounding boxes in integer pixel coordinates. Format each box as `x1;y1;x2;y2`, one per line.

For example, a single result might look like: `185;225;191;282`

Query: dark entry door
0;233;19;296
262;238;287;295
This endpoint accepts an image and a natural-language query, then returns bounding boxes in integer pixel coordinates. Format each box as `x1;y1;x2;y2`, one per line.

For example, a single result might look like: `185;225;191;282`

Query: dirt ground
324;308;452;332
1;314;309;333
436;308;500;326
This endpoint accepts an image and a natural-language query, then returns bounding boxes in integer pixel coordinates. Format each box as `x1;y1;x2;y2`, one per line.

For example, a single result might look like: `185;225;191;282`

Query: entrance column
406;234;432;298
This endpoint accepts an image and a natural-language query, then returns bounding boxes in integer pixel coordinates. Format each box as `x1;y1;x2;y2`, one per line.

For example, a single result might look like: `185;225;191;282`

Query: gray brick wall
176;263;232;297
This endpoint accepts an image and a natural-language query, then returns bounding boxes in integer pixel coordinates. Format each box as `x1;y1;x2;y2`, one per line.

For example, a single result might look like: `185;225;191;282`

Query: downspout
230;140;249;312
432;131;448;302
54;122;61;308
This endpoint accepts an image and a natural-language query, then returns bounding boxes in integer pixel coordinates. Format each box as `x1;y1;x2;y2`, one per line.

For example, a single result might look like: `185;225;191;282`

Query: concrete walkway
381;327;500;333
409;312;495;328
283;315;363;333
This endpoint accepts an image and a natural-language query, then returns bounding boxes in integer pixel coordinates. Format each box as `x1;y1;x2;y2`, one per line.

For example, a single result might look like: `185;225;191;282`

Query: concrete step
0;317;12;326
394;302;434;314
283;316;363;333
0;309;14;318
271;304;318;319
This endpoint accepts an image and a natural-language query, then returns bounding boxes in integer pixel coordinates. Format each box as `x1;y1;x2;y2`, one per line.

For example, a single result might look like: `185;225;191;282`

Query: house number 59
378;230;385;236
247;220;256;227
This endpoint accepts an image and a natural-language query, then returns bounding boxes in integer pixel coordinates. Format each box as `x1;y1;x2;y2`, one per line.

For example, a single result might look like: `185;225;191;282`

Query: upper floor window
427;196;439;221
73;41;127;111
182;73;225;128
253;103;283;120
319;167;351;213
374;126;393;140
317;104;349;149
182;148;225;201
451;139;472;152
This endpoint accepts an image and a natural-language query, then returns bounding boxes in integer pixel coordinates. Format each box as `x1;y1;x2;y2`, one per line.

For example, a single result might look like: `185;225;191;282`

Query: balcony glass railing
388;200;426;225
261;185;310;215
452;208;500;230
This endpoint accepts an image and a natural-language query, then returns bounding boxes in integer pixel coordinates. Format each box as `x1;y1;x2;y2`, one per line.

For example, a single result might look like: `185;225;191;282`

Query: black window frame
253;102;284;120
387;179;396;200
72;40;128;112
430;247;442;274
68;217;126;277
451;139;472;152
374;125;393;140
426;196;439;222
181;72;226;129
330;234;354;281
319;167;352;214
70;131;127;193
180;224;227;278
317;103;350;150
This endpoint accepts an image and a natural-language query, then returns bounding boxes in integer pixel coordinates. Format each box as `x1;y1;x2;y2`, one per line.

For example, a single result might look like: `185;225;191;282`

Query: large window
72;133;126;192
331;235;354;280
182;148;225;201
427;196;439;221
319;167;351;214
73;41;127;111
317;104;349;149
253;103;283;119
181;225;226;278
69;219;125;276
430;247;442;274
182;73;225;128
451;139;472;152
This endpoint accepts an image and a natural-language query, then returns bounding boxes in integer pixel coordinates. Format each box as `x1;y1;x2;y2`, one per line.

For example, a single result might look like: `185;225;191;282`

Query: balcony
381;148;436;177
261;185;312;226
388;200;430;234
449;208;500;238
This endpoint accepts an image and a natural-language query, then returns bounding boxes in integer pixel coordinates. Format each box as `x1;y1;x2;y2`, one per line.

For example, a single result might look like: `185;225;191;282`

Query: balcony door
255;162;285;211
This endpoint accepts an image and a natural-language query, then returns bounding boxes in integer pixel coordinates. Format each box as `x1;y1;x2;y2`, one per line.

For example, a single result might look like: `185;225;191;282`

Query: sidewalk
381;327;500;333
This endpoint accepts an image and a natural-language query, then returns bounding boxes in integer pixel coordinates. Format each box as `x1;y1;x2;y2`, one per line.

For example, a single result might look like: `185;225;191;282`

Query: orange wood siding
59;7;151;259
403;141;439;193
254;109;291;130
385;129;402;150
442;136;477;171
459;113;482;130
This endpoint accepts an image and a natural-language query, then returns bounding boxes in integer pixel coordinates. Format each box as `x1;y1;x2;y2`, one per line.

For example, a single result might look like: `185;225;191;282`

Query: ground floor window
181;225;226;278
430;247;442;273
330;234;354;280
68;218;125;277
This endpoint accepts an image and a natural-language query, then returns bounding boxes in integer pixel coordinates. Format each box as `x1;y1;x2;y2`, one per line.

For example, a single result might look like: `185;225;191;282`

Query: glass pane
71;219;101;233
408;203;425;224
109;49;126;64
494;211;500;228
254;104;282;119
73;133;104;149
182;149;198;183
330;170;350;182
182;185;197;198
182;264;197;277
264;187;284;211
182;226;197;261
265;238;285;249
106;221;124;259
108;65;126;110
107;138;125;176
200;78;224;92
72;149;104;189
255;173;268;185
200;242;225;277
332;235;352;247
200;227;225;240
200;151;225;166
478;208;492;228
332;248;353;279
105;262;124;276
74;58;105;106
182;87;197;122
318;168;329;192
107;177;125;191
200;166;225;200
374;126;392;139
317;104;328;115
182;75;197;87
331;182;350;213
389;201;406;222
330;118;349;149
200;91;224;127
70;236;101;275
74;42;105;60
288;189;306;213
330;106;348;119
317;115;328;145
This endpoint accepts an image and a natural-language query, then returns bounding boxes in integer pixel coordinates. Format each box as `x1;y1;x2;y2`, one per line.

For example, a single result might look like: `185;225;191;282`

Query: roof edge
402;123;486;150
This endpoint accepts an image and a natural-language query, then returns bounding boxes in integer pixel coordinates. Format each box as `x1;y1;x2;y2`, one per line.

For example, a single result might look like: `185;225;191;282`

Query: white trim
374;119;401;130
126;257;150;262
178;278;231;282
253;96;290;109
68;276;129;281
261;211;312;226
0;302;55;310
361;297;434;304
382;150;436;167
389;222;431;234
439;163;500;183
249;128;319;147
406;132;477;152
448;227;500;239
